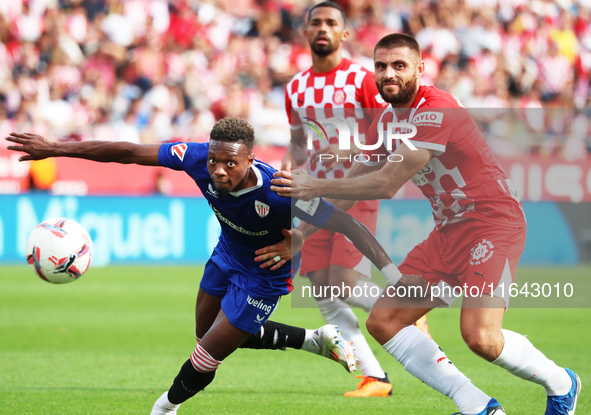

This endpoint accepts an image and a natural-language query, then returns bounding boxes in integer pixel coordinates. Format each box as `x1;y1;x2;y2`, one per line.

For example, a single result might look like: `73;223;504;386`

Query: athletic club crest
255;200;270;218
333;89;345;104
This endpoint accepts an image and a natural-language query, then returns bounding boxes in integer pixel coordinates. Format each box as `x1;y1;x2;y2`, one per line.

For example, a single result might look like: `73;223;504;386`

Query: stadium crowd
0;0;590;156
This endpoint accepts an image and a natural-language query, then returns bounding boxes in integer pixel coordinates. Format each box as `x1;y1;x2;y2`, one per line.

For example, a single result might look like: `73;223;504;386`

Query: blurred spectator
0;0;587;161
537;40;573;103
153;170;173;195
562;112;590;161
14;1;44;43
549;9;578;64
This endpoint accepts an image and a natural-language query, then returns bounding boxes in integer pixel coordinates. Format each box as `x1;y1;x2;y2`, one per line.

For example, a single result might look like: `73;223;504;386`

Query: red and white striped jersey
364;85;526;230
285;58;386;180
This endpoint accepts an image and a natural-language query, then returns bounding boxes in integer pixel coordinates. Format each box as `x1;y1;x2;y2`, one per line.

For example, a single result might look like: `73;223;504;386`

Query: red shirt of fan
285;58;386;181
364;85;526;230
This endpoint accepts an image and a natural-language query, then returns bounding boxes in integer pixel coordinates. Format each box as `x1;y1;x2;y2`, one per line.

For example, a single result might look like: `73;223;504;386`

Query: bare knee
365;312;383;340
366;309;406;344
460;302;505;361
461;327;503;361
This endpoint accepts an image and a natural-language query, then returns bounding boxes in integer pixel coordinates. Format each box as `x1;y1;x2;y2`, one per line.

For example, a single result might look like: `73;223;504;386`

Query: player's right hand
5;132;55;161
271;170;318;200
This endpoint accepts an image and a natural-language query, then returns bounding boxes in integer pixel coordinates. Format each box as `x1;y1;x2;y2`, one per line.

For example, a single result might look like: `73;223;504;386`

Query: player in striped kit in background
280;1;430;397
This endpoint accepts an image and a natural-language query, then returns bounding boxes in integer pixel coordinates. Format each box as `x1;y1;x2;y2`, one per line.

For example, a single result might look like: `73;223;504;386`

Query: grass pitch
0;265;589;414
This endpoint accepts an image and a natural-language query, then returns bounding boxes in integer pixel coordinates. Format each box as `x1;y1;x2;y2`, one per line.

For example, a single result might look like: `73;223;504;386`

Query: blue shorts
221;283;280;334
200;253;231;298
200;250;281;334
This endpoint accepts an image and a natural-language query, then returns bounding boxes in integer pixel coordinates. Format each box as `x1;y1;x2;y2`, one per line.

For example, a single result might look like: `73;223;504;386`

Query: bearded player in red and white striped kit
281;1;430;398
273;33;581;415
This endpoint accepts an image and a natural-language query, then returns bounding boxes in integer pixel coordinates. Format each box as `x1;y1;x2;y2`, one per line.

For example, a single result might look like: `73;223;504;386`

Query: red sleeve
362;110;393;161
361;93;460;158
407;90;463;152
285;83;293;125
356;71;387;109
407;107;452;153
354;71;387;147
285;82;303;129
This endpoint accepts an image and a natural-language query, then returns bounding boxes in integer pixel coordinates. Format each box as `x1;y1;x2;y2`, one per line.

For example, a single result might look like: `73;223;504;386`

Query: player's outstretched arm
323;207;425;288
5;132;161;166
272;145;433;201
260;162;381;267
322;207;390;269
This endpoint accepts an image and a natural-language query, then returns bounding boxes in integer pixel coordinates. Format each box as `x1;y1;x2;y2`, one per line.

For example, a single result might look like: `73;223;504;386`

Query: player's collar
309;57;349;76
229;164;262;196
388;96;427;121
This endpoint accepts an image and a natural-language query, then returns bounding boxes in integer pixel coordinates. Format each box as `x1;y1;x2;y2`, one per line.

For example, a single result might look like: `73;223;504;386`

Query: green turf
0;266;589;414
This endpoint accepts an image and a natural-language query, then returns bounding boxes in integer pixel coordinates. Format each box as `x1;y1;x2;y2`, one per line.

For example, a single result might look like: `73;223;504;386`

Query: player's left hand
254;228;304;270
271;170;317;200
270;170;292;197
5;132;55;161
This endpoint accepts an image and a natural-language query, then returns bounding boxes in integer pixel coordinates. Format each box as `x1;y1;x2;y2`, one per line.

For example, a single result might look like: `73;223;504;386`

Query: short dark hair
307;1;346;27
210;117;255;151
374;33;422;62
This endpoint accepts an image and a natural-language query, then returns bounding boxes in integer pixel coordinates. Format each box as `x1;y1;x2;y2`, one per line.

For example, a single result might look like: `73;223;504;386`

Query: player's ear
341;29;349;42
248;153;255;165
416;60;425;79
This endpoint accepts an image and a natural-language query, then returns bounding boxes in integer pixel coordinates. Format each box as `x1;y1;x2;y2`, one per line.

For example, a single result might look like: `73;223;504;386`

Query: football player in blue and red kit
6;117;414;415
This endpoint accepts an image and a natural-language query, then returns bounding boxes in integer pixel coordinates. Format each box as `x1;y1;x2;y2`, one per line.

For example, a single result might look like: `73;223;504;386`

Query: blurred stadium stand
2;1;591;266
0;0;589;153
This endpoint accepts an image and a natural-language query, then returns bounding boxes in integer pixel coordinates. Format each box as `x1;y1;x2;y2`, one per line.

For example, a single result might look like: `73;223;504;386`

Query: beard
311;40;334;57
378;76;418;105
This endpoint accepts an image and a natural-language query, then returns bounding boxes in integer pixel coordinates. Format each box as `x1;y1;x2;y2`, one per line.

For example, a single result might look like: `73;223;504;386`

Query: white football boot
150;392;180;415
313;324;357;373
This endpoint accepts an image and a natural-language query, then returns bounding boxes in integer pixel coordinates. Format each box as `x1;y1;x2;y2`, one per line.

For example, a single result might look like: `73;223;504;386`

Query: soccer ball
25;218;93;284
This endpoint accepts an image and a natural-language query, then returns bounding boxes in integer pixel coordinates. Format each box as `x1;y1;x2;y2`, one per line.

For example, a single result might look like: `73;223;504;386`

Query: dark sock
375;372;390;383
167;359;216;404
240;320;306;350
